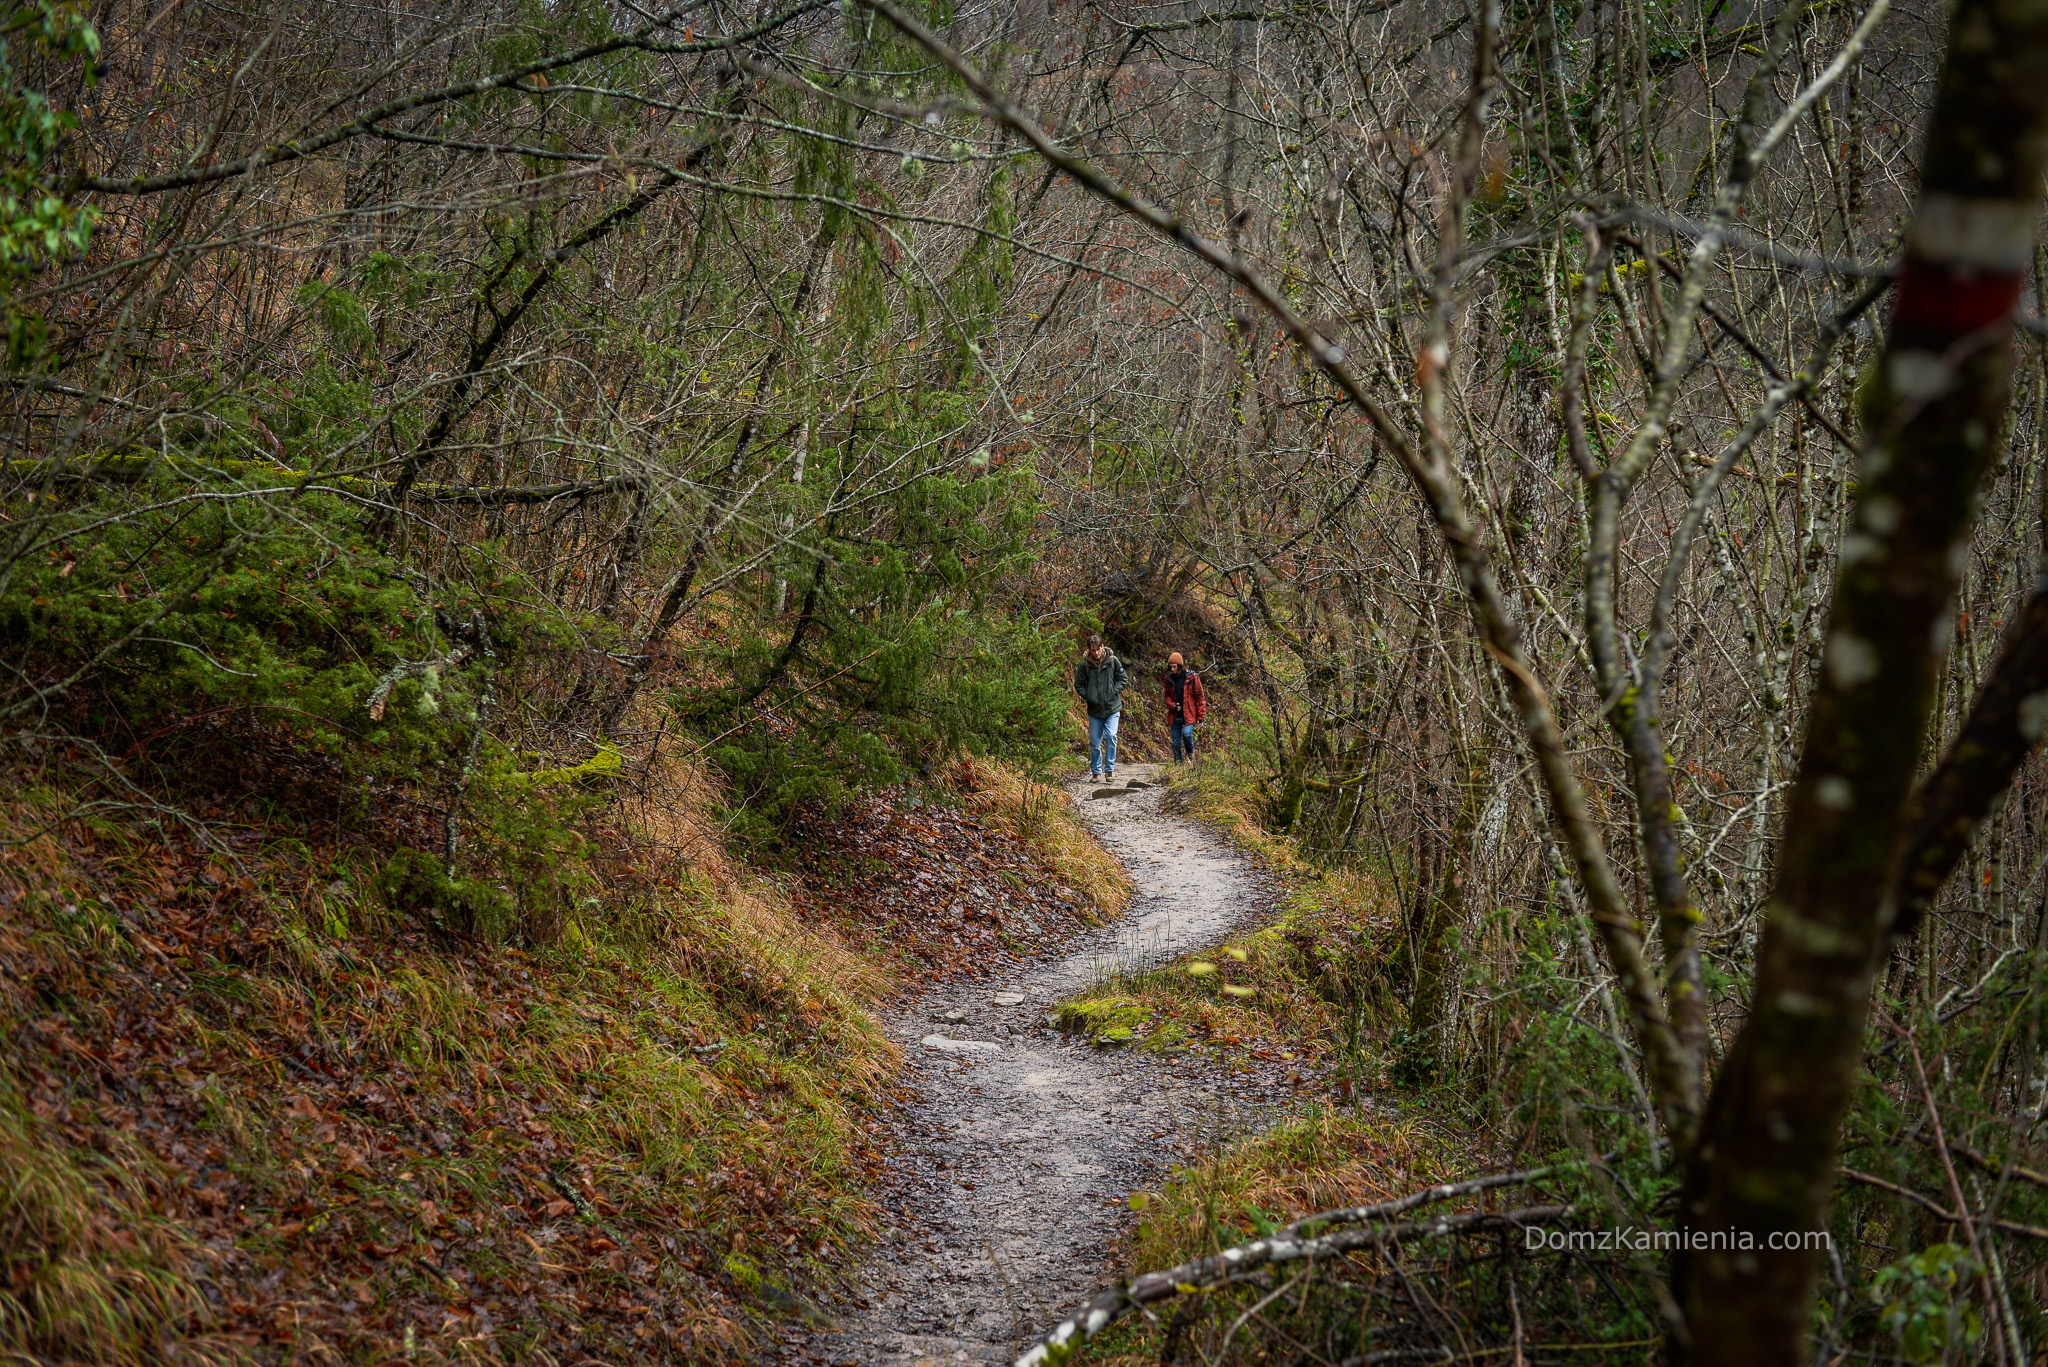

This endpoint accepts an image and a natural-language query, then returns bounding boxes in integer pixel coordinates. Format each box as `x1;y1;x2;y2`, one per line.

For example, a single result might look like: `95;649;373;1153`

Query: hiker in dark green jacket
1074;634;1128;780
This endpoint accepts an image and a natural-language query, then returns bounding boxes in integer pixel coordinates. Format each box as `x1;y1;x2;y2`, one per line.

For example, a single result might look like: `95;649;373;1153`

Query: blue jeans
1088;712;1120;774
1171;720;1196;762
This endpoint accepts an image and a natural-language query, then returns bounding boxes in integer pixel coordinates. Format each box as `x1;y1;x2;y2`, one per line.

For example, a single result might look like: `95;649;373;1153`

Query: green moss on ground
1054;996;1185;1050
1055;893;1397;1084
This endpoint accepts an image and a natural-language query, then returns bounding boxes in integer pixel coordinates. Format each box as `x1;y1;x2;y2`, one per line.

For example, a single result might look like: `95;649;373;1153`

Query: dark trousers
1171;720;1196;762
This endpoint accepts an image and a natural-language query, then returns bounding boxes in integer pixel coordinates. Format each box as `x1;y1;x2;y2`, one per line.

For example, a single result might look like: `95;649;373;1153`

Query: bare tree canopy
6;0;2048;1359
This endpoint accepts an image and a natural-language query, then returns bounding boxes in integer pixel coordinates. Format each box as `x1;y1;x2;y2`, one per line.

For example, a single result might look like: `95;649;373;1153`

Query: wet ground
793;763;1294;1367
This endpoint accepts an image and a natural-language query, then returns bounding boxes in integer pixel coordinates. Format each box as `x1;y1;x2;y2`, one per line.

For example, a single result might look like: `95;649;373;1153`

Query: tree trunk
1401;754;1488;1081
1675;0;2048;1358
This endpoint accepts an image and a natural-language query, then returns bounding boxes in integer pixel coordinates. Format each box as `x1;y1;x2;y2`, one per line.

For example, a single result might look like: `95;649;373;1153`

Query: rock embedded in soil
920;1035;1001;1053
991;992;1027;1006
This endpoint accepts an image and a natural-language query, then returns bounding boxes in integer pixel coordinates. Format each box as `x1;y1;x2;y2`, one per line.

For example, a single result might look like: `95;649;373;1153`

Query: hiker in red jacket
1163;652;1207;763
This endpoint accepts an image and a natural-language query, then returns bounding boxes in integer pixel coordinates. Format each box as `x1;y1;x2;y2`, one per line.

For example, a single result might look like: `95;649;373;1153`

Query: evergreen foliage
0;0;99;370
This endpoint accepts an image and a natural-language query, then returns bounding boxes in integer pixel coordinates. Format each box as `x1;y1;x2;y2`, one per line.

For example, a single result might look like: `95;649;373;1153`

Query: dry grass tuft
1160;762;1307;871
615;749;896;1011
614;748;748;894
0;1071;237;1366
1125;1112;1457;1272
950;756;1134;919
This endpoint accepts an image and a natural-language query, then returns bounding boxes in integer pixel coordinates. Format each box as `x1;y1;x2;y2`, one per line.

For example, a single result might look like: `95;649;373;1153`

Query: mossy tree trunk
1676;0;2048;1355
1399;752;1489;1082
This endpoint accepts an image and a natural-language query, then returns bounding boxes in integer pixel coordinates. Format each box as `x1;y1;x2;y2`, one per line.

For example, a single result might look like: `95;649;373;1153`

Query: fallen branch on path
1012;1167;1574;1367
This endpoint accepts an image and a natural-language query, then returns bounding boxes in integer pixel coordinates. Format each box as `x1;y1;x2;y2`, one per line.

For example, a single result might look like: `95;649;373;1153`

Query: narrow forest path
795;763;1290;1367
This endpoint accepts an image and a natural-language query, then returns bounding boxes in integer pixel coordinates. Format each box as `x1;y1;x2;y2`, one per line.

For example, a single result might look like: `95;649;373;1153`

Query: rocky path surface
795;763;1290;1367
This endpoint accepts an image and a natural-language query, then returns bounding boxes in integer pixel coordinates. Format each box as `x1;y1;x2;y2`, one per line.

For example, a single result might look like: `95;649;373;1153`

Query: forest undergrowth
1061;693;2048;1367
0;726;1121;1366
13;0;2048;1357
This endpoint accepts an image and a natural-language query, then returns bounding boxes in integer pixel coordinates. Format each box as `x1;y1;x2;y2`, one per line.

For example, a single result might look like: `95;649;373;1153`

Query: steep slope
0;750;1121;1366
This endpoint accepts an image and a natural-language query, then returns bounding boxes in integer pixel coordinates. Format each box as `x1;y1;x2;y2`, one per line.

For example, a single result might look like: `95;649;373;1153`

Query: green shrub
690;458;1070;842
0;475;578;780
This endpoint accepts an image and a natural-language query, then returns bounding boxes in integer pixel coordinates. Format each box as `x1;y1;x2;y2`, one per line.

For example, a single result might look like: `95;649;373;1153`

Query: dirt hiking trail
795;763;1289;1367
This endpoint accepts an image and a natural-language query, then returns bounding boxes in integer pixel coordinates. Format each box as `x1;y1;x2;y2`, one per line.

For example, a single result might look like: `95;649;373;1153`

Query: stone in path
921;1036;1002;1054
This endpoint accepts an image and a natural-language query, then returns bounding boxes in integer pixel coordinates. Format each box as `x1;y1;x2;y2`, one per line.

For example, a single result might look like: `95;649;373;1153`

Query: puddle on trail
791;763;1295;1367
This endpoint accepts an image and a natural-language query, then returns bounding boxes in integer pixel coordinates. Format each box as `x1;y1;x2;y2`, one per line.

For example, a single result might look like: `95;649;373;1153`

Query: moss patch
1054;996;1185;1050
1056;901;1394;1081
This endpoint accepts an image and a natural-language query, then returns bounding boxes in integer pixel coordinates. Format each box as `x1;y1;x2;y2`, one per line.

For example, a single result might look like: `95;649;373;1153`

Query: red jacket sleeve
1190;673;1208;723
